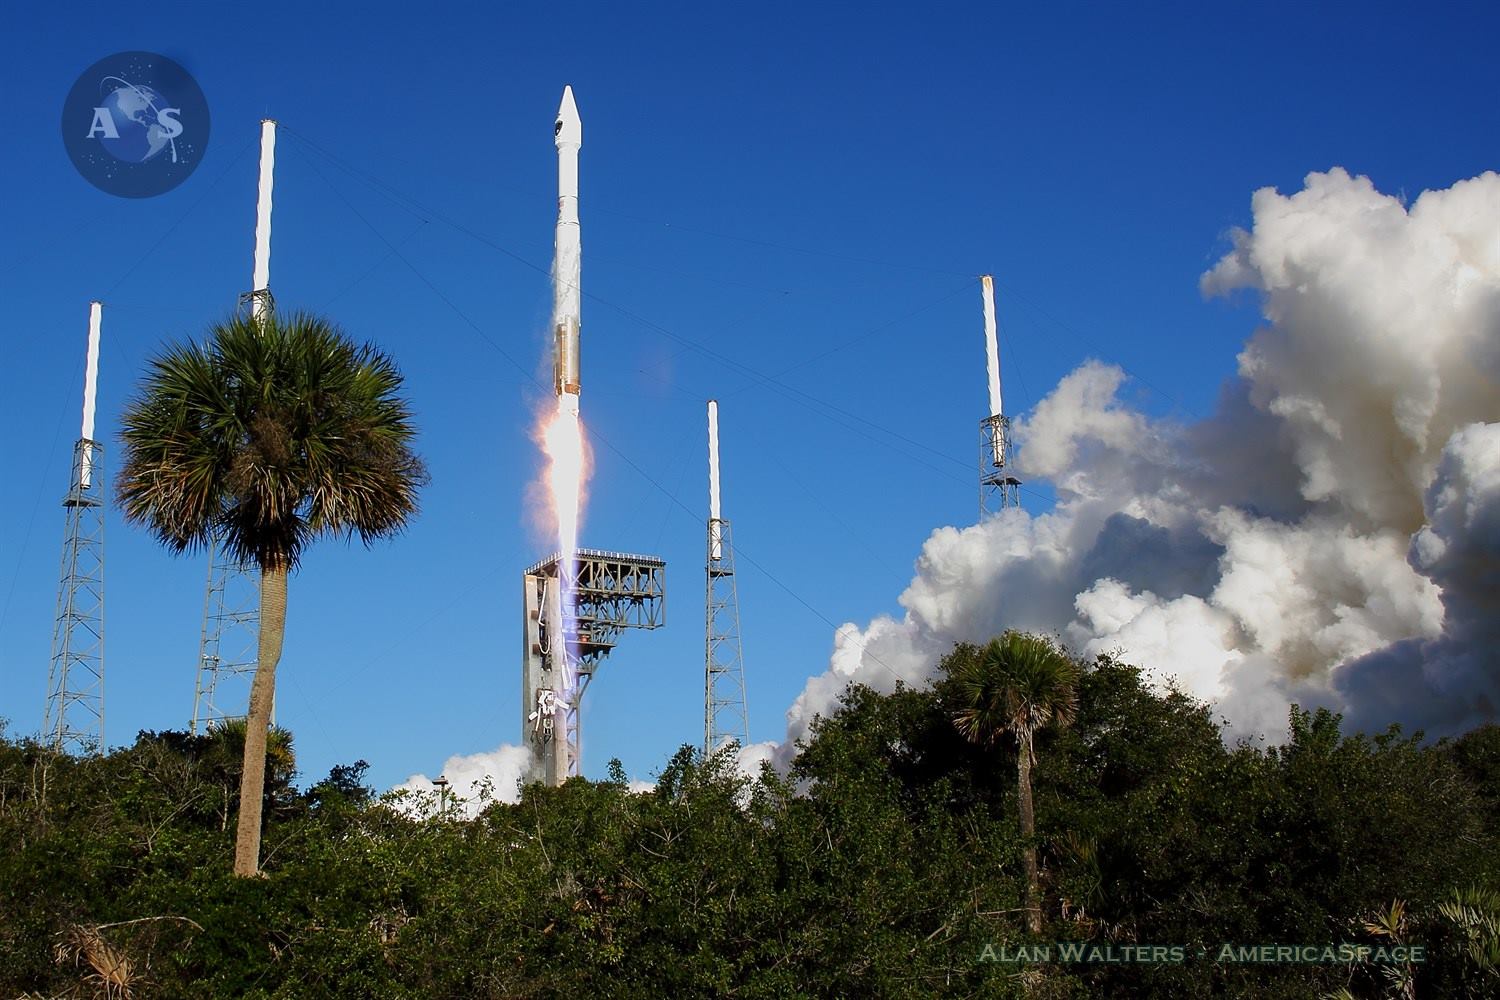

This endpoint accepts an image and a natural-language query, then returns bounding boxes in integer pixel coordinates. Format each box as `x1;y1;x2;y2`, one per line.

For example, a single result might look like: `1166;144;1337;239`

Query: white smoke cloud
768;168;1500;757
392;743;532;818
1331;422;1500;733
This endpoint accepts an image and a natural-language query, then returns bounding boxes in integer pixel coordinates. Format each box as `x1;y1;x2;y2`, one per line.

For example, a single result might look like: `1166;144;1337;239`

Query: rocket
552;86;582;414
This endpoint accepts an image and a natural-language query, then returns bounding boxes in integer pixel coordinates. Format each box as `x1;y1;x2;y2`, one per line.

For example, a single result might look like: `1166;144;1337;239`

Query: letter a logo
87;108;118;139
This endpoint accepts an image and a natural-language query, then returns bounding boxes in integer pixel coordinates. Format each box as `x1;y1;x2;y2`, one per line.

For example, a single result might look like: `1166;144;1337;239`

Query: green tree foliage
116;310;426;877
945;633;1082;934
1;655;1495;998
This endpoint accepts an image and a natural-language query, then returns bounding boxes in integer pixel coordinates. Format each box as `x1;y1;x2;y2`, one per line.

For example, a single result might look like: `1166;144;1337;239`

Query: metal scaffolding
704;399;748;756
705;517;748;756
978;276;1021;516
191;544;260;733
980;413;1021;515
45;438;106;754
522;549;665;786
194;122;276;731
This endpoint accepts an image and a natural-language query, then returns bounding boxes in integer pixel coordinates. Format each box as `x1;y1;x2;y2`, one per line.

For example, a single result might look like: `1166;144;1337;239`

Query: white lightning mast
80;301;102;489
250;119;276;320
705;400;748;756
45;301;107;753
193;119;275;732
979;275;1021;514
708;400;723;559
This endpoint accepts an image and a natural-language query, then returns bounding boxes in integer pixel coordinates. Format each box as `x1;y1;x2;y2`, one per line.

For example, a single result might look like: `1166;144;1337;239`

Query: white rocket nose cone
555;86;582;147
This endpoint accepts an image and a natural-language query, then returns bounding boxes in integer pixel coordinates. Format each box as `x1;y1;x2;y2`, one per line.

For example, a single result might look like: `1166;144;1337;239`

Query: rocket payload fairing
553;86;582;414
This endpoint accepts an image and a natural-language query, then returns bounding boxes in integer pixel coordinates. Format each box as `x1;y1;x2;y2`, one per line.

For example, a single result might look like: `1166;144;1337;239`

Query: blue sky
2;2;1496;790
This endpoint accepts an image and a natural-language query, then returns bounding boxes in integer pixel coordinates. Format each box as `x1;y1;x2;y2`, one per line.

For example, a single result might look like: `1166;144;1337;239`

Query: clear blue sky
2;2;1496;790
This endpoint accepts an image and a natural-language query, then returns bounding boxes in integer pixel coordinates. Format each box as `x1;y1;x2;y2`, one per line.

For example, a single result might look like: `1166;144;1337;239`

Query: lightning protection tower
704;400;749;757
522;550;665;786
979;275;1021;516
44;301;106;754
192;120;276;733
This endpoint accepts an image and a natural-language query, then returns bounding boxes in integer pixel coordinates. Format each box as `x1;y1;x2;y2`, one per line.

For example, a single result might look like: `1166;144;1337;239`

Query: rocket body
553;87;582;413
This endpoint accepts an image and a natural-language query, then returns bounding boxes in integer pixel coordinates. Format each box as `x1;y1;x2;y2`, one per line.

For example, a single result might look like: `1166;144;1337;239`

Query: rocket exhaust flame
536;394;589;762
541;398;588;565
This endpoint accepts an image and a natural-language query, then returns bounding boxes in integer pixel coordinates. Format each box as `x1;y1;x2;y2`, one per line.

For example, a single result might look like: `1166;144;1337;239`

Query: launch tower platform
522;549;665;786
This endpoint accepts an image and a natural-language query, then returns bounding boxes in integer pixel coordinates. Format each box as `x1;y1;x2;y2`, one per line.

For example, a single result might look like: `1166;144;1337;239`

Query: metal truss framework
705;518;748;757
192;288;271;733
44;439;105;754
192;545;260;733
522;549;665;786
980;413;1022;516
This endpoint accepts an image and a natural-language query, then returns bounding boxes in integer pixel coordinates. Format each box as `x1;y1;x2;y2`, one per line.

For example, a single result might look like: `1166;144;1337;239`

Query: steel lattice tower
978;275;1022;516
704;400;748;756
192;120;276;733
44;302;106;754
980;414;1021;514
192;543;261;732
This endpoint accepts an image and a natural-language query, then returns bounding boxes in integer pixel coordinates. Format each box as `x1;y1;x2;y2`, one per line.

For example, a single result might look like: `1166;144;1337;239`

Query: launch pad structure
522;549;665;786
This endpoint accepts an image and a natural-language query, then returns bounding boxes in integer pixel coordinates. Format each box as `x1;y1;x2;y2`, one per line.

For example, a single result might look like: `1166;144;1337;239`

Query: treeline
2;652;1497;998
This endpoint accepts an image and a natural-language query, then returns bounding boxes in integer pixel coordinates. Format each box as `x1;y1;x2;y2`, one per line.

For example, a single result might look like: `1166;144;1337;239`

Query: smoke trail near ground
752;168;1499;767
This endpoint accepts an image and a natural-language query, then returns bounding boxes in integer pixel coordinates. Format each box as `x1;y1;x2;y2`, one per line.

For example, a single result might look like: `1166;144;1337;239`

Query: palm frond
949;632;1082;750
116;310;428;573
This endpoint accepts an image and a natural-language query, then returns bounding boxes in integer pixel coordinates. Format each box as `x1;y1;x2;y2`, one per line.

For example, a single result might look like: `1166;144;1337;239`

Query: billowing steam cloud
394;743;532;818
757;168;1499;763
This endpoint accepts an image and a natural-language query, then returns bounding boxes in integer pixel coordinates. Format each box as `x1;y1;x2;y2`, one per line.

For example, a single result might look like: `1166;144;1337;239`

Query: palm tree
201;720;298;833
949;632;1081;934
117;311;425;876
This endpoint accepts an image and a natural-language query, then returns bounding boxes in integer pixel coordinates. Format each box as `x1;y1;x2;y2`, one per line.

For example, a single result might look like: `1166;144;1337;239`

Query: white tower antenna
80;301;102;489
250;119;276;319
193;120;275;732
708;400;723;559
705;399;748;756
45;301;107;753
982;274;1003;419
979;275;1021;515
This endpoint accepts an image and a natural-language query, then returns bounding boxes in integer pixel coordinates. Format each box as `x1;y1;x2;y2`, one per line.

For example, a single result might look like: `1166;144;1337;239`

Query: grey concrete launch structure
522;550;665;785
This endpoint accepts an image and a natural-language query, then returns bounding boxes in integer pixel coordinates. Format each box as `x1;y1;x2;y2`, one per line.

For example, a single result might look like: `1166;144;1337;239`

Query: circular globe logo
62;51;210;198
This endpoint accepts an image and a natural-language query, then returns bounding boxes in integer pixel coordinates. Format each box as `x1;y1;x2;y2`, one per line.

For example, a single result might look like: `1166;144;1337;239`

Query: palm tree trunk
1017;732;1041;934
233;564;286;877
